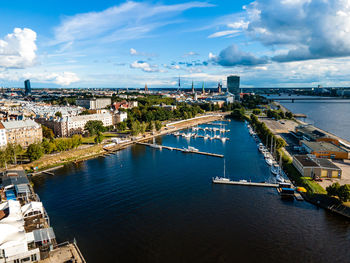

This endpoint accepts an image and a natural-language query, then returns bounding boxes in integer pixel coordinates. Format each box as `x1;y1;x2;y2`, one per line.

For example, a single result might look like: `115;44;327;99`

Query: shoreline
17;113;227;175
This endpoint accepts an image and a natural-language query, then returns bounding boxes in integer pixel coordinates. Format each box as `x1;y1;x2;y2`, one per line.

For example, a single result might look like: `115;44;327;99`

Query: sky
1;0;350;89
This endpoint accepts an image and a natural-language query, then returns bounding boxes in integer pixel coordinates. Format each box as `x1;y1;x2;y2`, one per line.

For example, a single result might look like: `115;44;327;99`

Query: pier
212;179;278;188
137;142;224;158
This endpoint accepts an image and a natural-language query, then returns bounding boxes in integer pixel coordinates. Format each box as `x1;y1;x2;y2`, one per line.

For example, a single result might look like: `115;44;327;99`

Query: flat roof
301;140;348;153
294;155;341;170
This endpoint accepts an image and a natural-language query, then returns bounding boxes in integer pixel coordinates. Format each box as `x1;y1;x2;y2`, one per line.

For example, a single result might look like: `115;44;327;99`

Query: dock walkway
212;179;278;187
137;142;224;158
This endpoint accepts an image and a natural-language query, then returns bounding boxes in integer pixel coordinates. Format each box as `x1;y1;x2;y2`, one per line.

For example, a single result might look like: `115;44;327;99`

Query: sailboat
150;137;162;150
213;159;230;182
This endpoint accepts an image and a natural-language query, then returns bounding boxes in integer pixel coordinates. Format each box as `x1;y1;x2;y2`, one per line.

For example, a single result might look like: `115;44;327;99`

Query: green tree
94;131;104;144
147;121;154;132
117;121;127;131
55;111;63;118
140;122;147;134
71;134;83;148
327;183;341;197
42;125;55;140
231;108;245;121
155;120;162;131
27;143;44;161
338;185;350;202
0;149;10;168
285;111;293;119
252;109;261;115
131;120;141;136
84;120;105;136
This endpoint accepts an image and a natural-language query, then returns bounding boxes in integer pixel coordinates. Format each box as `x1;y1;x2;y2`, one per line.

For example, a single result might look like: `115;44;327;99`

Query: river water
32;120;350;263
269;95;350;141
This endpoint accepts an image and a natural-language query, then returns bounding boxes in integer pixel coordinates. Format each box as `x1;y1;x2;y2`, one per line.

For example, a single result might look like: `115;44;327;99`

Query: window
31;254;37;261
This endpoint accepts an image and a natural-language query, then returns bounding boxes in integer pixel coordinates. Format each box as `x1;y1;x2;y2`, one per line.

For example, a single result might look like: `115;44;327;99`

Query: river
268;94;350;141
32;120;350;263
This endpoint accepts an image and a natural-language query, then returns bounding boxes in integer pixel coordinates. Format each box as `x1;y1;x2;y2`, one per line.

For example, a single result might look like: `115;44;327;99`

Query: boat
271;164;279;175
173;132;181;136
212;159;230;182
265;157;273;166
277;182;295;199
276;174;285;183
221;137;227;143
150;137;162;149
182;146;199;153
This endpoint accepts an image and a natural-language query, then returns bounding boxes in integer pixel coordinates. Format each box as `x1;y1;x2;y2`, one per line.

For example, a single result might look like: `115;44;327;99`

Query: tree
84;120;105;136
140;122;147;134
117;121;127;131
94;131;104;144
252;109;261;115
55;111;62;118
131;120;141;136
231;108;245;121
42;125;55;140
147;121;154;132
338;185;350;202
27;143;44;161
0;149;10;168
285;111;293;119
155;120;162;131
327;182;340;197
71;135;83;148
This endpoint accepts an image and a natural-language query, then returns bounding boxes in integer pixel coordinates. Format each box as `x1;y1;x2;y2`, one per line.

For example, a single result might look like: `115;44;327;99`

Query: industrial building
300;140;349;160
293;155;342;179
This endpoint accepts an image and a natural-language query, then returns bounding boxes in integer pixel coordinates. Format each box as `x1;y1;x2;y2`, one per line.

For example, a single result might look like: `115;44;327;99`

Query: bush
27;143;44;161
327;183;350;202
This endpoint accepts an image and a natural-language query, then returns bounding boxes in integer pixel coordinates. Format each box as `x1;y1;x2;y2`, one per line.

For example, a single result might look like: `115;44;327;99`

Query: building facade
301;140;349;160
0;123;7;148
1;120;42;147
293;155;342;179
24;79;31;96
76;98;111;110
227;75;240;100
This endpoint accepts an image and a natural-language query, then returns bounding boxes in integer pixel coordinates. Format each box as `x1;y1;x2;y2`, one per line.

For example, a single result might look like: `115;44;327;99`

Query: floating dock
212;179;278;187
294;192;304;201
137;142;224;158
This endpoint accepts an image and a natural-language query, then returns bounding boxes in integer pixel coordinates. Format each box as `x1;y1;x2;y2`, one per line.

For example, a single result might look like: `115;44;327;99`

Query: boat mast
270;135;273;154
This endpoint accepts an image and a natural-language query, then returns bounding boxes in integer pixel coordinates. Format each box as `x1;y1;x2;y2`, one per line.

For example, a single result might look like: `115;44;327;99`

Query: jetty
137;142;224;158
212;179;278;188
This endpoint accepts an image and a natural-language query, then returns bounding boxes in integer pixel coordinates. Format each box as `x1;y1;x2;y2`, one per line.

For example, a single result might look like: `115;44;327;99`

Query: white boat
204;135;209;140
173;132;181;136
221;137;227;143
265;157;273;166
212;159;230;182
271;164;279;175
182;146;199;153
276;174;285;183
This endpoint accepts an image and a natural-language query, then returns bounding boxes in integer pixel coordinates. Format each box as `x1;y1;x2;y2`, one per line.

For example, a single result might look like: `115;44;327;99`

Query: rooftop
294;155;341;170
1;119;40;130
301;140;348;153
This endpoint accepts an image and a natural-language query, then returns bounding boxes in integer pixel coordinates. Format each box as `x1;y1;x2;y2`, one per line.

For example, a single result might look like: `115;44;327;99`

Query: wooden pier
212;179;278;188
137;142;224;158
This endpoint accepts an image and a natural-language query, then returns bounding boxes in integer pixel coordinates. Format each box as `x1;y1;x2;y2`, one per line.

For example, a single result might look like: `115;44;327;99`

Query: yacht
276;174;285;183
271;163;279;175
265;157;273;166
212;159;230;182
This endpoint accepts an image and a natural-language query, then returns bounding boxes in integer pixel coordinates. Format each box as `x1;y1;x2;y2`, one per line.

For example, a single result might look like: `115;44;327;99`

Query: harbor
30;119;350;263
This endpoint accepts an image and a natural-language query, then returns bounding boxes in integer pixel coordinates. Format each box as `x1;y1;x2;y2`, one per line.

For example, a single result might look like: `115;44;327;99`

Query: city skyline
1;0;350;88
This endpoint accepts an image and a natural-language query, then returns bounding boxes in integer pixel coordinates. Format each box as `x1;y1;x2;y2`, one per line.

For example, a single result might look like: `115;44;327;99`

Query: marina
31;119;350;263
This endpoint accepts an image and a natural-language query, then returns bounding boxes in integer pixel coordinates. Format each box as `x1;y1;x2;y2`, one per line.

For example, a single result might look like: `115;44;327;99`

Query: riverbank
12;113;226;174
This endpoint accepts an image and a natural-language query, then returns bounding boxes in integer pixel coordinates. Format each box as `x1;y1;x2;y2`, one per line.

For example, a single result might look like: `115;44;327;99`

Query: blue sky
1;0;350;88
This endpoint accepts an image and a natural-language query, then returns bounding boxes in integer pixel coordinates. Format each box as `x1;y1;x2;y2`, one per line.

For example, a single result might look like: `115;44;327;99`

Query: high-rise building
227;75;240;100
24;79;31;96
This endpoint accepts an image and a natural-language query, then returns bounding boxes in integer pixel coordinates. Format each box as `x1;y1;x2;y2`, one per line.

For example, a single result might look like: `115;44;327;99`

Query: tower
218;82;222;93
24;79;31;96
202;82;205;94
145;84;148;93
227;75;240;100
177;76;181;92
191;81;195;94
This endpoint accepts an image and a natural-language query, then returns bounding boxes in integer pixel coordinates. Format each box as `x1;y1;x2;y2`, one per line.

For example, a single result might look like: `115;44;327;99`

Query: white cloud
130;60;159;72
183;51;199;57
208;30;239;38
130;48;137;55
0;28;37;69
23;72;80;86
53;1;214;45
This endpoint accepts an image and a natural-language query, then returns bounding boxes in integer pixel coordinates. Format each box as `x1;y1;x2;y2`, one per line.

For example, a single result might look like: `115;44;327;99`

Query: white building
76;98;111;110
0;200;41;263
0;123;7;148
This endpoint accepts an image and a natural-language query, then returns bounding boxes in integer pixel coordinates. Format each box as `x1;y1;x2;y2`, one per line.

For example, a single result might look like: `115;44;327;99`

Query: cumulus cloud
0;28;37;68
129;48;156;57
210;45;268;66
130;48;137;55
53;1;213;45
0;71;80;86
130;60;159;72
